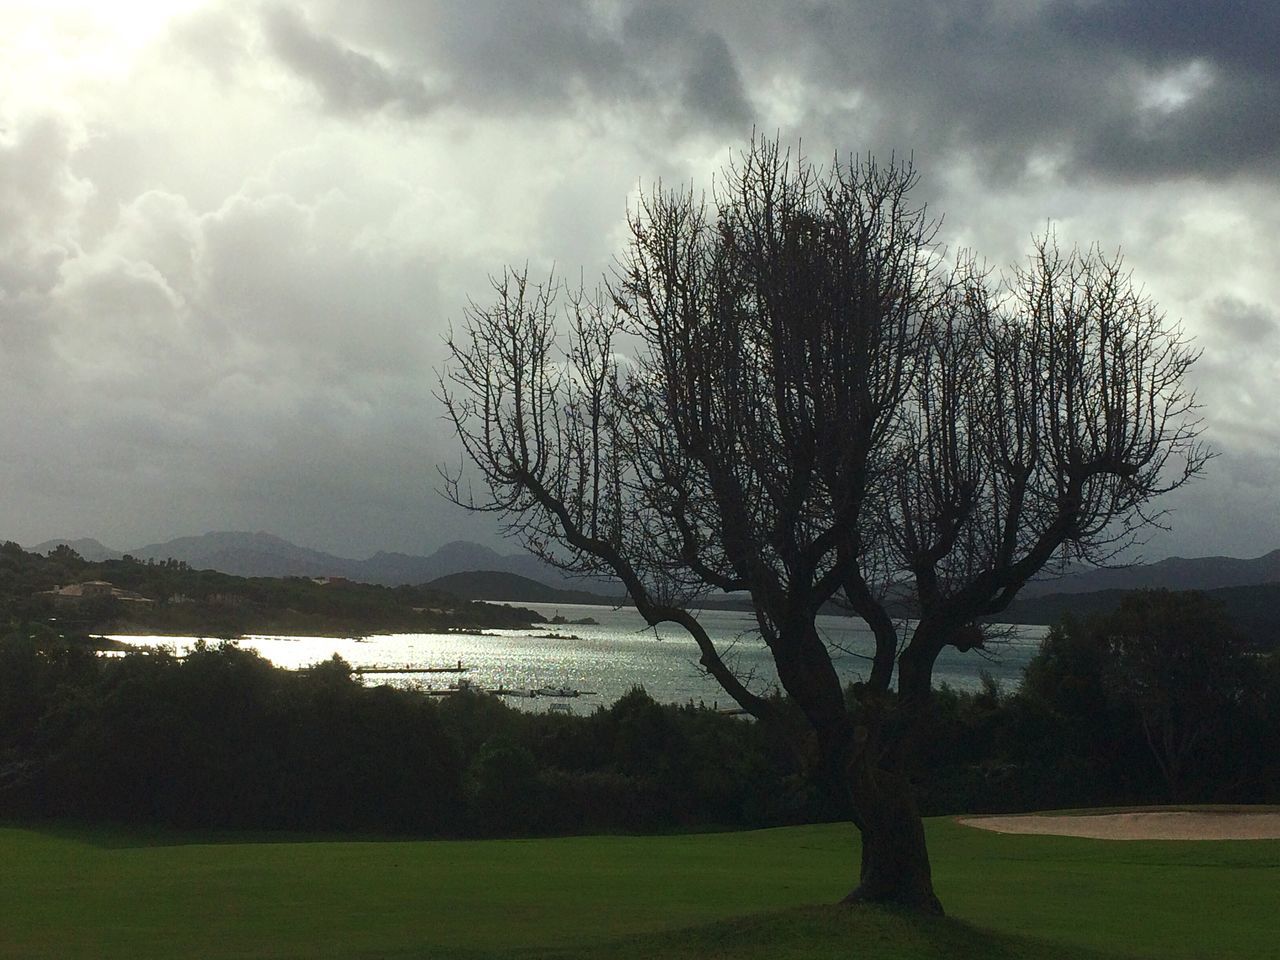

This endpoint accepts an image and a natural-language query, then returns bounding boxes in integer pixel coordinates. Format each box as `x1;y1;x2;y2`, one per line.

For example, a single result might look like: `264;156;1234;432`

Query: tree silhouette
439;136;1208;912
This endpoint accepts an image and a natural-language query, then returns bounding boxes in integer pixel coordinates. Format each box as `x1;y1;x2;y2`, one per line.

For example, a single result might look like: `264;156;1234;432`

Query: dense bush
0;635;827;835
3;641;465;832
914;593;1280;812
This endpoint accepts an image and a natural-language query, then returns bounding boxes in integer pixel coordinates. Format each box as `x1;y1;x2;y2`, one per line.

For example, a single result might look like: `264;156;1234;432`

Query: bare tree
438;136;1208;913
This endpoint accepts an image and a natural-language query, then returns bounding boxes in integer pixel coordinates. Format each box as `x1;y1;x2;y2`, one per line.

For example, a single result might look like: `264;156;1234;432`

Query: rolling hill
25;531;616;593
19;532;1280;643
998;581;1280;647
1019;549;1280;596
425;570;623;605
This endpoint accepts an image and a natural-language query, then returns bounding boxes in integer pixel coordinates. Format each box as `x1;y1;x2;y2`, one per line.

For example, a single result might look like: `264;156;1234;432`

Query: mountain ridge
29;538;123;562
23;531;1280;597
426;570;624;605
26;531;608;592
1019;549;1280;597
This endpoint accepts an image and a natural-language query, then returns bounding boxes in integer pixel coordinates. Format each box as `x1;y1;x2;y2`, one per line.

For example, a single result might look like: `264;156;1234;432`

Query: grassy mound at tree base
2;817;1276;960
533;907;1118;960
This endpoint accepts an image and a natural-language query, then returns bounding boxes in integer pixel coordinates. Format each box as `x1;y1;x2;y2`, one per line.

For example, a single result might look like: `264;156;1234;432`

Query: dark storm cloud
391;0;635;109
768;0;1280;181
682;32;752;131
264;1;753;129
620;4;753;132
1044;0;1280;178
1047;0;1280;74
260;0;1279;182
264;5;441;115
1079;73;1280;179
1206;296;1280;345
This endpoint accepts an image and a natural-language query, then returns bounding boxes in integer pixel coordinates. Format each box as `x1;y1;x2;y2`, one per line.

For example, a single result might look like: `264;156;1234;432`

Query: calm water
110;602;1047;713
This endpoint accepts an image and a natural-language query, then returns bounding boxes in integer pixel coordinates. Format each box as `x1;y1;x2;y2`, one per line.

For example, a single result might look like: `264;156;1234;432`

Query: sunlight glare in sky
1;0;207;108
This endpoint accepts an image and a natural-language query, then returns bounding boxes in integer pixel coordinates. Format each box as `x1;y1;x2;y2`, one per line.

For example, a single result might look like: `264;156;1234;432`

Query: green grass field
2;817;1276;959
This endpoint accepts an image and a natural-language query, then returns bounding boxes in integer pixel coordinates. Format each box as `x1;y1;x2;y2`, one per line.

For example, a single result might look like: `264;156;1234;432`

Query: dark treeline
995;582;1280;651
0;633;829;835
916;592;1280;811
2;591;1277;836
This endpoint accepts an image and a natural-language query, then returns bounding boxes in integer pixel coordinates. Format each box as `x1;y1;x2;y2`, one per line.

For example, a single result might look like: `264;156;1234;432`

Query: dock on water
352;661;468;675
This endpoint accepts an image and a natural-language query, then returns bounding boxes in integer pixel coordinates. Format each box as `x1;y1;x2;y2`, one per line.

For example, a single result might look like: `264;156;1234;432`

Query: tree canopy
439;136;1208;912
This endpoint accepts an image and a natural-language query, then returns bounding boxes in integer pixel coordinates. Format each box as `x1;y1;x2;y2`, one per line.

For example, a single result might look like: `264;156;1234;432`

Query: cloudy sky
2;0;1277;561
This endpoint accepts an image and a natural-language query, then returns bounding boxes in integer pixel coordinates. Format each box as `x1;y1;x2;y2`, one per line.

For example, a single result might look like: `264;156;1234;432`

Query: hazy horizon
15;526;1280;568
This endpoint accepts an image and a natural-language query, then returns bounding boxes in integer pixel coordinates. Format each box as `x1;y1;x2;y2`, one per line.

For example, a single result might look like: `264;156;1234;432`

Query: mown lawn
1;817;1276;959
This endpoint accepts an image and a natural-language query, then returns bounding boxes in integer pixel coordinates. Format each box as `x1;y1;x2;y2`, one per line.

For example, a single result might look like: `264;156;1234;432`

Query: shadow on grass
493;905;1125;960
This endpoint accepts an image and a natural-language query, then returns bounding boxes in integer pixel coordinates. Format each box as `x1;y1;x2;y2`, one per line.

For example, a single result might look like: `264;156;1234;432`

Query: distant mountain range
23;532;1280;637
426;570;623;605
27;531;610;593
1001;581;1280;649
30;537;124;563
1018;549;1280;597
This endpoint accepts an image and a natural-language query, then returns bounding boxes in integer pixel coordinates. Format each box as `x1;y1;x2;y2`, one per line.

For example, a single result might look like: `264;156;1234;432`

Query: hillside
1019;549;1280;597
17;532;1280;644
426;570;623;605
999;581;1280;647
0;541;544;639
27;531;614;592
28;531;1280;599
132;531;350;579
30;538;122;562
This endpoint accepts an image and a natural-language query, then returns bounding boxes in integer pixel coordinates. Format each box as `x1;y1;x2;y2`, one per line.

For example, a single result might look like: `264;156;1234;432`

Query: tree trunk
842;767;943;914
781;631;943;914
830;636;944;913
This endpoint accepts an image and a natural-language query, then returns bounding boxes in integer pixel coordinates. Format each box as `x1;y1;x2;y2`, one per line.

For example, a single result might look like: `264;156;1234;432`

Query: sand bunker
957;810;1280;841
